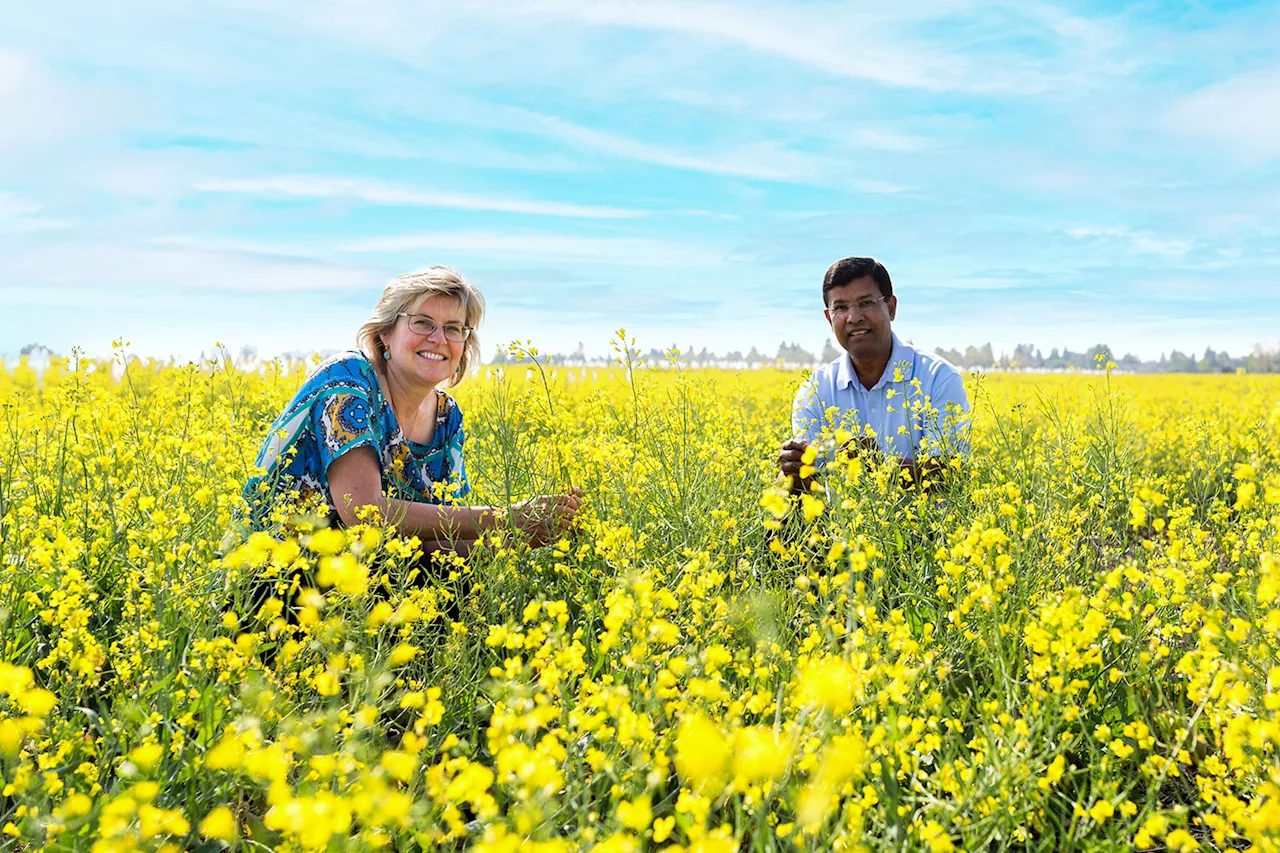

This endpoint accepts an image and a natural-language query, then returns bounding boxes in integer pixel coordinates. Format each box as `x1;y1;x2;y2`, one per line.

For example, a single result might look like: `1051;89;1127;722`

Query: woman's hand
510;487;584;546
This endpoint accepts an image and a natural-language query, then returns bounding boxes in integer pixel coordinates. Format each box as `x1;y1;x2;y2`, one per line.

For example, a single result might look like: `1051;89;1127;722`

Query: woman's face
382;294;468;388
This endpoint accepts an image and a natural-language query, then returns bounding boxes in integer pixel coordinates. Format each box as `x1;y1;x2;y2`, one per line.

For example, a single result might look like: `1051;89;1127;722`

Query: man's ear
824;308;833;325
887;295;898;321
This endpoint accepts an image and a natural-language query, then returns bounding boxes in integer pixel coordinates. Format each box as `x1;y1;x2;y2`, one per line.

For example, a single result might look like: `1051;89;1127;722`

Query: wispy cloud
1065;227;1193;258
525;0;1024;93
524;113;819;182
0;49;27;96
517;111;911;191
0;192;69;233
3;240;388;297
0;192;40;218
196;175;646;218
337;230;725;267
1167;67;1280;160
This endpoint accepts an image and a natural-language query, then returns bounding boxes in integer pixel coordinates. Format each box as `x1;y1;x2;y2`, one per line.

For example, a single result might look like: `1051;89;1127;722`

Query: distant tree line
932;343;1280;373
490;340;1280;373
12;340;1279;373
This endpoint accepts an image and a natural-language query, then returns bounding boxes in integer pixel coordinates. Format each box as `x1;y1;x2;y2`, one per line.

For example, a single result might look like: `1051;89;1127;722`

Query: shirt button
872;408;877;414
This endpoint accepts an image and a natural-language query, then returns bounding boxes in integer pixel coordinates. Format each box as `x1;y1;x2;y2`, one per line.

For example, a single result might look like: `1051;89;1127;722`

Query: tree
776;341;815;364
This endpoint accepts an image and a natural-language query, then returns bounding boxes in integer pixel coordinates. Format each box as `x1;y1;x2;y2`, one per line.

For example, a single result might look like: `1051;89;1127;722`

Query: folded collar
836;333;914;390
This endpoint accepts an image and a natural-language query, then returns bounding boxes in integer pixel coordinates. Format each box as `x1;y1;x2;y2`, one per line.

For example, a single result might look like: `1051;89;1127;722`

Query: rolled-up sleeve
445;414;470;501
921;369;971;457
313;391;379;473
791;376;826;445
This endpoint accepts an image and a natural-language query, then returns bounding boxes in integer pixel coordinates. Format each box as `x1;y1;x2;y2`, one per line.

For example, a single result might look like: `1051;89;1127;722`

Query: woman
243;266;582;552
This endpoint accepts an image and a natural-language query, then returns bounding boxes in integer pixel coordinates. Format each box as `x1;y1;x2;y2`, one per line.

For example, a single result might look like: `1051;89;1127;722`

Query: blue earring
384;351;391;360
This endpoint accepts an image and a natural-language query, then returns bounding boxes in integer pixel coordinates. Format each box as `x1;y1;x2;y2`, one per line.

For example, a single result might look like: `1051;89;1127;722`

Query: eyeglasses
398;313;473;342
828;297;886;316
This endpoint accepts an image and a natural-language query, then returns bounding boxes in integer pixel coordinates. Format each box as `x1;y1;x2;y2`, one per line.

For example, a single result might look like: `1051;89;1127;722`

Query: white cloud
527;113;815;181
0;192;40;218
196;175;646;218
514;111;911;191
337;230;725;266
1168;67;1280;159
1065;226;1192;257
0;192;70;233
0;48;125;156
3;240;388;296
851;128;931;153
0;49;29;96
524;0;1006;92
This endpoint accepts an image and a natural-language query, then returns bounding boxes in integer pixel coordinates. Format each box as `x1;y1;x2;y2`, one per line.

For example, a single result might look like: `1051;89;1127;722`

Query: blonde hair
357;266;485;387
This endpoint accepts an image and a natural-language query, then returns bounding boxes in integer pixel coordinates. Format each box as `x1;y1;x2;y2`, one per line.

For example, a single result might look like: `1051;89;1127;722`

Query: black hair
822;257;893;304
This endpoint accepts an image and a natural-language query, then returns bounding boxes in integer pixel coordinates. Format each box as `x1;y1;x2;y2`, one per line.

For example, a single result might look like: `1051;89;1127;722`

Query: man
779;257;970;491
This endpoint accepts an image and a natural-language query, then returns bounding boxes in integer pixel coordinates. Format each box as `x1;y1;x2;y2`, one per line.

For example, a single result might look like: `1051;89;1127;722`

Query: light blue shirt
792;333;970;462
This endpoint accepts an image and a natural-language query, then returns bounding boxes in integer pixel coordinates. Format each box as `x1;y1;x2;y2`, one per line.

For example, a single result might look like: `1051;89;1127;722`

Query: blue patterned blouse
243;352;469;527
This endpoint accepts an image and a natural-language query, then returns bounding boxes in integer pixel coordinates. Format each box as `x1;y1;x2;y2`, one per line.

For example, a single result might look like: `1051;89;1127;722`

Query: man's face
824;276;897;360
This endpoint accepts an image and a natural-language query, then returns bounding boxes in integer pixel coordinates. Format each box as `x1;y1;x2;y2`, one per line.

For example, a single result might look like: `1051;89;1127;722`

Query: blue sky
2;0;1279;362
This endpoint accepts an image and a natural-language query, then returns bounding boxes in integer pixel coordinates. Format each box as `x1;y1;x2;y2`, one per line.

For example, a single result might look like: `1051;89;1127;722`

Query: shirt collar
836;332;915;391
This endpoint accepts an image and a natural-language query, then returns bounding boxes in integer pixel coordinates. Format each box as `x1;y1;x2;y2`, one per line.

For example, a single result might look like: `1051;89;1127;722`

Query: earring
383;351;391;361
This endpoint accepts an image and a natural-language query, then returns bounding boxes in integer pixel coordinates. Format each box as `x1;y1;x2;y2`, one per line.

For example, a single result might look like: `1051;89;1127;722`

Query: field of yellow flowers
1;346;1278;853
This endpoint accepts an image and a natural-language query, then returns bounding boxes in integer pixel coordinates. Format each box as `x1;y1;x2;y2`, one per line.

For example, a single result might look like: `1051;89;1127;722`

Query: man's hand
778;439;816;493
837;434;881;459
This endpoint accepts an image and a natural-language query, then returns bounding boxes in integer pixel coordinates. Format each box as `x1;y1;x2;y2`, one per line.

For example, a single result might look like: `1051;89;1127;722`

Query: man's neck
850;345;892;390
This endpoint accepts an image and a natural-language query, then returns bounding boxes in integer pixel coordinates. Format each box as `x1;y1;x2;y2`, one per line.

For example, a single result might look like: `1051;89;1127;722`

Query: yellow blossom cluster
0;349;1277;851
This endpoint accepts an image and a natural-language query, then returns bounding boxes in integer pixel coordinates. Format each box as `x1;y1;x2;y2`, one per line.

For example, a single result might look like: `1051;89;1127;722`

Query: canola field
1;350;1279;853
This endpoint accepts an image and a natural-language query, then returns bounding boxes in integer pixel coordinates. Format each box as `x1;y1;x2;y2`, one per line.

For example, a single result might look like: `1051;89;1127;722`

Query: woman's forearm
328;449;503;540
382;498;502;540
334;492;501;540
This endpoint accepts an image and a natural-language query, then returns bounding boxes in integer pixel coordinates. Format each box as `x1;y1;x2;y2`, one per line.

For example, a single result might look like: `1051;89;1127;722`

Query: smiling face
824;275;897;362
381;294;467;390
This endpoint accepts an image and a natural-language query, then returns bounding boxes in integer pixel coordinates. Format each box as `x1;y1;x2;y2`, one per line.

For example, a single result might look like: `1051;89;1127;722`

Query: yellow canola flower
689;830;736;853
0;662;34;696
760;489;791;519
819;732;868;785
17;688;57;717
800;493;825;522
733;726;790;782
316;553;369;596
795;656;858;714
799;444;819;480
128;742;164;771
306;527;346;556
389;643;420;666
198;806;238;841
264;792;353;850
380;750;418;783
137;803;190;837
675;712;731;792
1037;753;1066;790
615;795;652;832
313;670;342;696
0;719;27;755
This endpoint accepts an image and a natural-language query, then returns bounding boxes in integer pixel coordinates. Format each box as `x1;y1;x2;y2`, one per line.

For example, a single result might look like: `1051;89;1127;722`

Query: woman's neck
376;361;440;433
